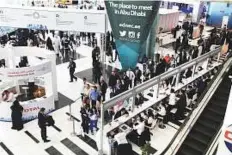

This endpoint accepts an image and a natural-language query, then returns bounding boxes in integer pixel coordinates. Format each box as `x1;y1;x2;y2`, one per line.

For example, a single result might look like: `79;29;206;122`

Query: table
22;86;29;97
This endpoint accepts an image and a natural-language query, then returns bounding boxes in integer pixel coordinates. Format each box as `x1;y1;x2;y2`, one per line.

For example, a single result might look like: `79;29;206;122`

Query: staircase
176;67;232;155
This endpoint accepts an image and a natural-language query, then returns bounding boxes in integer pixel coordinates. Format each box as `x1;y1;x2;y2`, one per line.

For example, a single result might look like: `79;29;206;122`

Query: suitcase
46;115;55;126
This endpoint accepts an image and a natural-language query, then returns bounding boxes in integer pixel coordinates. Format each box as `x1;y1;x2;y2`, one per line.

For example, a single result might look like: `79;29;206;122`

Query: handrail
103;47;221;110
161;58;232;155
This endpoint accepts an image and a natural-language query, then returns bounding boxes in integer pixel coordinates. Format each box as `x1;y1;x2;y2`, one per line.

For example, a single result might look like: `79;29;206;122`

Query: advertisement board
0;95;54;121
0;61;51;80
0;6;106;33
105;1;160;69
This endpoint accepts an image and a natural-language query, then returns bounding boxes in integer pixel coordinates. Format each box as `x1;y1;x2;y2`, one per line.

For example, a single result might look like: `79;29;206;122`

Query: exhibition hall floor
0;26;216;155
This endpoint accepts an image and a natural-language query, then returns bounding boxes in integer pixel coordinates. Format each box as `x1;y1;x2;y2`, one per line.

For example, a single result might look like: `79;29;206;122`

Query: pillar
147;13;159;60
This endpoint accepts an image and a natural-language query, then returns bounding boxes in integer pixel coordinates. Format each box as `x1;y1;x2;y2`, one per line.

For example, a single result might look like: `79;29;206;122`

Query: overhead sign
105;1;160;69
0;6;107;33
0;61;51;79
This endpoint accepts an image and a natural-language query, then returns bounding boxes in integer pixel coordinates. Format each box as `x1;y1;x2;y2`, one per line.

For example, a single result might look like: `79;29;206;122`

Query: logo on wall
33;12;40;19
119;31;126;37
24;11;47;19
83;15;97;26
224;124;232;152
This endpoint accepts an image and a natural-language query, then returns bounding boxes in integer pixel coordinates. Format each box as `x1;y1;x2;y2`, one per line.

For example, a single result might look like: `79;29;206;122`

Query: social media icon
137;32;140;39
128;31;135;38
119;31;126;37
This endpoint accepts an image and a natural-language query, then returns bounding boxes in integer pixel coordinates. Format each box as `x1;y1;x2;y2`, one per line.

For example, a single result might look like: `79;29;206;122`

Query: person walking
38;108;50;143
11;100;24;131
68;58;77;82
80;107;90;135
89;86;99;108
126;68;135;89
89;109;98;135
100;79;107;102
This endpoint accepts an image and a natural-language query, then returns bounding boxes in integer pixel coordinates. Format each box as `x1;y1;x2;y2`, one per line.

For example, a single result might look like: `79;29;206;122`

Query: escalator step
207;107;225;116
177;144;202;155
193;123;216;137
188;130;211;145
215;90;230;97
184;138;207;153
202;111;224;123
210;102;227;109
198;119;219;131
210;96;228;104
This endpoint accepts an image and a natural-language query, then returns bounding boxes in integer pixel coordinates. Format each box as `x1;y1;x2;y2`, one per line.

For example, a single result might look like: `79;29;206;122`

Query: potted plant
141;143;151;155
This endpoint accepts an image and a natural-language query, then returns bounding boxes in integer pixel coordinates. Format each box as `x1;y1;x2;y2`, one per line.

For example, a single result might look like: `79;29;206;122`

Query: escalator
176;67;232;155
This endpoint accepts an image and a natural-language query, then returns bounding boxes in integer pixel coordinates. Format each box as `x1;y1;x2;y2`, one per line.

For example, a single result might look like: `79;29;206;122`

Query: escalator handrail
161;58;232;155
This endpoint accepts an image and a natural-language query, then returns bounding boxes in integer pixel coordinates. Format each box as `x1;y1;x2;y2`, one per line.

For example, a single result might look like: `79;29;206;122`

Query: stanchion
68;103;73;121
71;116;76;136
68;97;81;136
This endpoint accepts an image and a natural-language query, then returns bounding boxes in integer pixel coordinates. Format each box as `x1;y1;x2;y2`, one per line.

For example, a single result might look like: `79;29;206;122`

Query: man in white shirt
168;88;176;112
53;31;62;58
198;45;203;57
114;131;128;145
133;118;145;135
126;68;135;89
81;78;87;101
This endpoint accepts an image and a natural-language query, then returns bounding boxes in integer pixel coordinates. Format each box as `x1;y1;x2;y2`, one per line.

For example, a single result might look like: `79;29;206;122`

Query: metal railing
103;46;221;111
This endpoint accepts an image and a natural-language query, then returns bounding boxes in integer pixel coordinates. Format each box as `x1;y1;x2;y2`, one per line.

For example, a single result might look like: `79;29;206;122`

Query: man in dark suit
100;79;107;102
134;67;142;86
68;58;77;82
108;71;117;93
38;108;50;142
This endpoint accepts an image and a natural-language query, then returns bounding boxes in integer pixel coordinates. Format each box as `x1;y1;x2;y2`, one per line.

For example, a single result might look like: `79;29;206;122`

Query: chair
157;115;166;129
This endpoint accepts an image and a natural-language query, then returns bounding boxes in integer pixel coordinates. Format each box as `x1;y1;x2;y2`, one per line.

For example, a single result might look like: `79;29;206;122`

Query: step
207;107;225;117
193;123;216;137
178;143;203;155
215;89;230;97
211;95;229;103
198;119;220;131
211;101;227;109
184;138;207;153
188;130;211;145
202;111;224;123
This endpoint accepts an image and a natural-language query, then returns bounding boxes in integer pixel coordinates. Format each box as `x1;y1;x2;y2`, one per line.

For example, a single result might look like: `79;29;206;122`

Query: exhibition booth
0;46;57;122
158;8;180;32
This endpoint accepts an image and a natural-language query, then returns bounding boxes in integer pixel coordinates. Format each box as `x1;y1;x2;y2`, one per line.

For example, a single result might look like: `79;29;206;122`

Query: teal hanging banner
105;0;160;70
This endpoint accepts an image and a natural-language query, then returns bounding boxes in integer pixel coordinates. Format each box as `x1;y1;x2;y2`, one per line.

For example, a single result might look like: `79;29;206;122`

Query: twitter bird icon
119;31;127;37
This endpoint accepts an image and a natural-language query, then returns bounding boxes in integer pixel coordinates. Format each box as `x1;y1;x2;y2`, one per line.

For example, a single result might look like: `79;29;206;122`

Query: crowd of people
105;64;219;155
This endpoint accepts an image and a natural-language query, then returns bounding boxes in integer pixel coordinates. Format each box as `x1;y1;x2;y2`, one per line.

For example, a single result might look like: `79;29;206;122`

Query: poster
0;6;106;33
0;95;54;121
0;61;51;79
105;1;160;70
